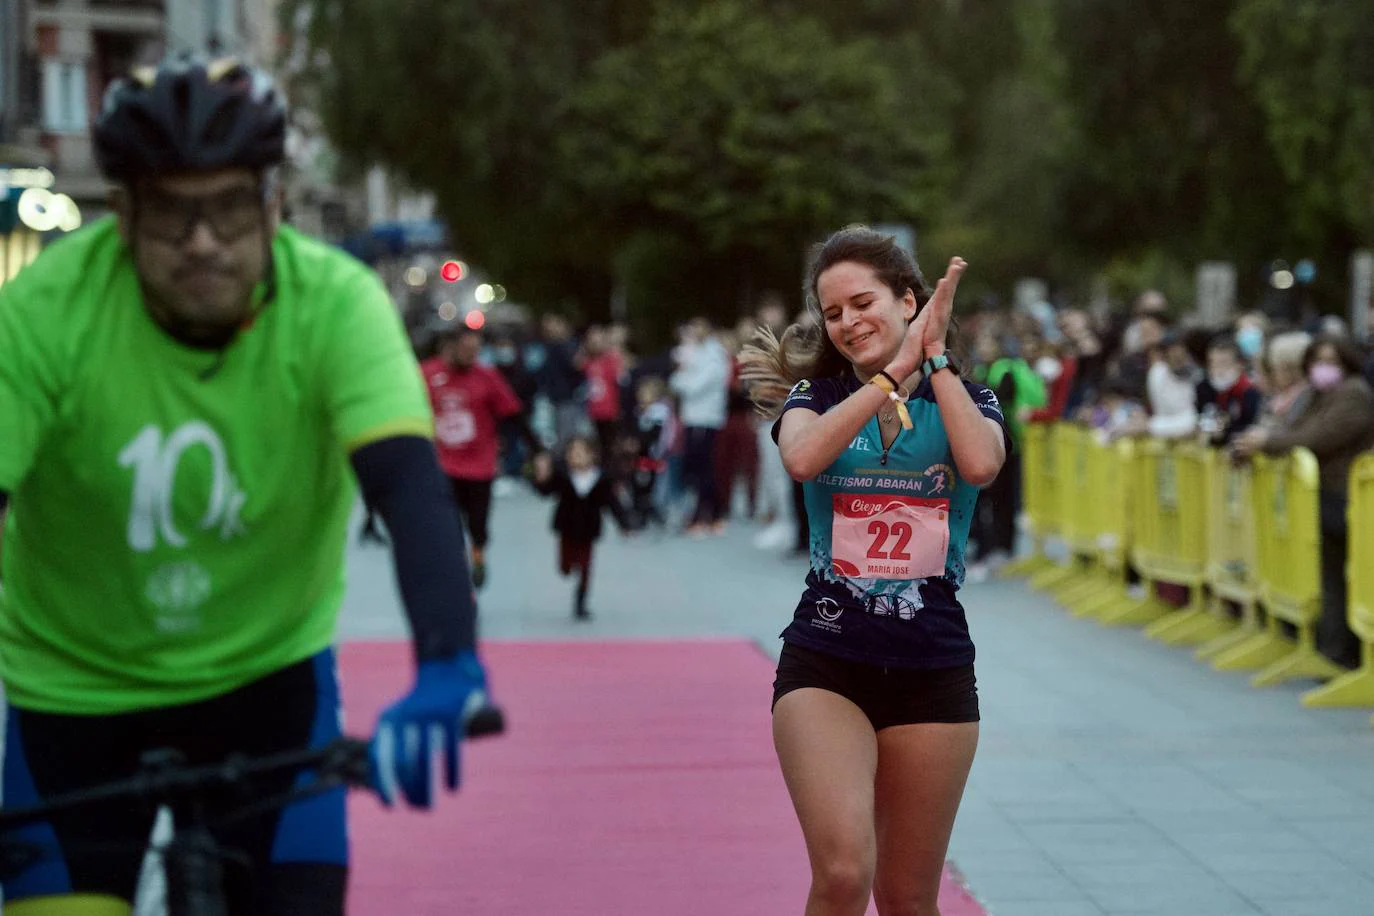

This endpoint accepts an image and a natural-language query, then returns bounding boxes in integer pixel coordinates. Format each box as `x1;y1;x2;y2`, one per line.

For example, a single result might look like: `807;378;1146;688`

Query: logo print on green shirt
118;421;248;552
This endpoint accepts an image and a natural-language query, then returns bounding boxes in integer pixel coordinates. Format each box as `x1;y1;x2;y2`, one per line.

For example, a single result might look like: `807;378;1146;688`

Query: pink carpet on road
340;640;985;916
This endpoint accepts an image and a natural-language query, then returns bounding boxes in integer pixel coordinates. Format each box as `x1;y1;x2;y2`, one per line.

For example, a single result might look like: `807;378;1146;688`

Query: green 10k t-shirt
0;218;432;714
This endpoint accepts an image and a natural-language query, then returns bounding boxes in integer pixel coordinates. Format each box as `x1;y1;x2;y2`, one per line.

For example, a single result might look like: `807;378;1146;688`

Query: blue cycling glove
368;650;489;809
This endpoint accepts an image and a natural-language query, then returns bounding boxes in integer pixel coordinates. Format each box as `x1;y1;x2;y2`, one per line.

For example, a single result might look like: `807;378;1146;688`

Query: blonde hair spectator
1266;331;1313;379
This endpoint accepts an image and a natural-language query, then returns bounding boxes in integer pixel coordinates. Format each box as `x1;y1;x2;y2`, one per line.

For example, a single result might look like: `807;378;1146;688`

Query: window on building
41;59;87;133
95;31;147;94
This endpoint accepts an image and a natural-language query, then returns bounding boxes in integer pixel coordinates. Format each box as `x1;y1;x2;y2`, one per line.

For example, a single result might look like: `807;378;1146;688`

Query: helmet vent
93;54;287;181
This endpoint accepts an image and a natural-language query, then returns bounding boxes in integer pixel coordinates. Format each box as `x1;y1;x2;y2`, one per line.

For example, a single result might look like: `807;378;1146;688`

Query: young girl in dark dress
532;436;632;619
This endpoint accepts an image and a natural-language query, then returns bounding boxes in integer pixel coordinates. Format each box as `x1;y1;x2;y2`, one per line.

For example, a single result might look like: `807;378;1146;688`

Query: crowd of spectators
962;290;1374;670
434;283;1374;671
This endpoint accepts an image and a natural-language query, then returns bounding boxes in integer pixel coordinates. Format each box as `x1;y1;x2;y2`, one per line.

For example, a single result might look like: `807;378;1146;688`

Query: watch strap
922;354;955;376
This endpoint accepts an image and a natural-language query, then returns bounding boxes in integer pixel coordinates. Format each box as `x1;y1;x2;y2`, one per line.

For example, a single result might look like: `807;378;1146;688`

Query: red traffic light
440;260;465;282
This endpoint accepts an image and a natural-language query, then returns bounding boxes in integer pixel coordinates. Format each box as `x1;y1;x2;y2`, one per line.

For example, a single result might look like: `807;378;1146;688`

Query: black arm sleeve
350;436;476;661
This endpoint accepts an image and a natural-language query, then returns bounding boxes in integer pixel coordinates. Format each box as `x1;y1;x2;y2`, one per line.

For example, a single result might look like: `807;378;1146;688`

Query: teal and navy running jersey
773;374;1010;669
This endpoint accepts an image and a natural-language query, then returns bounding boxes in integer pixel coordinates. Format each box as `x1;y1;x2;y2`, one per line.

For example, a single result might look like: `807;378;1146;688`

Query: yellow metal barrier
1098;437;1174;627
1244;449;1345;686
1211;454;1297;674
1138;441;1228;645
1196;452;1261;661
1051;425;1111;605
1303;453;1374;711
1012;432;1373;721
1002;422;1057;577
1097;440;1201;630
1064;435;1137;619
1031;424;1090;594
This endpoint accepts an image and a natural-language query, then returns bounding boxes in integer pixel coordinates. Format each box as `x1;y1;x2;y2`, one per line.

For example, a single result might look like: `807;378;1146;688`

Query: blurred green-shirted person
969;333;1046;576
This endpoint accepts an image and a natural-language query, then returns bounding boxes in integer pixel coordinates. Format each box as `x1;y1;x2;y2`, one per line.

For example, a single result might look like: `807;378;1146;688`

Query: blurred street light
474;283;495;305
437;301;458;321
441;259;466;282
404;266;427;287
17;188;81;233
1269;259;1295;291
465;310;486;330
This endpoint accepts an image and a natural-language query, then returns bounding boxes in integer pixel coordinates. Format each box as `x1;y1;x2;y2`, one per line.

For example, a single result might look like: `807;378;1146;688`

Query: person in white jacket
1146;332;1201;439
670;318;732;535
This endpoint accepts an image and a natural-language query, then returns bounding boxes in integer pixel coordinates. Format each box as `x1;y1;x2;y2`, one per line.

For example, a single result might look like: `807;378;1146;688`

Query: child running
532;436;633;620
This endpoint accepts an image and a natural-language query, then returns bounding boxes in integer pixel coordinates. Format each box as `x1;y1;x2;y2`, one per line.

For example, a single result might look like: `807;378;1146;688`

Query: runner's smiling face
816;261;916;377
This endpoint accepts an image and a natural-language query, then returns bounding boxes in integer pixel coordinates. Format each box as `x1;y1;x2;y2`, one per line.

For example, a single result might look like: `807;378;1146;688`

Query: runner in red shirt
422;327;527;588
578;326;626;469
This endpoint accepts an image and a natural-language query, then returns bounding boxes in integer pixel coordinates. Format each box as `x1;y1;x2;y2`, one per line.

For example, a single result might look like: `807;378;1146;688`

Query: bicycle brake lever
465;704;505;739
328;737;375;789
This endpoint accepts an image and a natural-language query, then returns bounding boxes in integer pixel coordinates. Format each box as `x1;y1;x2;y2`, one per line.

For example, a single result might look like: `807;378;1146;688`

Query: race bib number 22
831;494;949;580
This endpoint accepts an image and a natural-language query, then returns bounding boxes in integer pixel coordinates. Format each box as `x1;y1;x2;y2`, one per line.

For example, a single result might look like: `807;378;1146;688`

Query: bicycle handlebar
1;707;506;913
0;705;505;834
0;737;370;833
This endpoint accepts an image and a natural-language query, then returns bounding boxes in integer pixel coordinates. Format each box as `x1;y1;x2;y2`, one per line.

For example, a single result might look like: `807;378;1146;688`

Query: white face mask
1035;356;1063;382
1123;324;1142;353
1208;370;1240;392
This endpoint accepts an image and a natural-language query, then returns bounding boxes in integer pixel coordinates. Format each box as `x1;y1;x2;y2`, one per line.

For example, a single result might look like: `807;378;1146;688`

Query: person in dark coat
532;435;632;620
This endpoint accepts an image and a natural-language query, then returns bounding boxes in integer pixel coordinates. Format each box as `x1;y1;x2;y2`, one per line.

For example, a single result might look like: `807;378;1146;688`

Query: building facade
1;0;168;288
0;0;377;290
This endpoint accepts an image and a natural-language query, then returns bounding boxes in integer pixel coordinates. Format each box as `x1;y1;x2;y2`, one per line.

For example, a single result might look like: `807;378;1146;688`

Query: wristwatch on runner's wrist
921;353;960;377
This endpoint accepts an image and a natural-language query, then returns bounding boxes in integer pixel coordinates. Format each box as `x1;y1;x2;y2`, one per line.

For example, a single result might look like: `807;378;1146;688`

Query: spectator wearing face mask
1255;331;1314;429
1234;311;1268;370
1026;338;1077;423
1232;334;1374;669
1195;335;1262;446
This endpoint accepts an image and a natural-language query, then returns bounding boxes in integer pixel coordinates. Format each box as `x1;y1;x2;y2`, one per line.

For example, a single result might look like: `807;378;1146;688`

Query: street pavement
338;485;1374;916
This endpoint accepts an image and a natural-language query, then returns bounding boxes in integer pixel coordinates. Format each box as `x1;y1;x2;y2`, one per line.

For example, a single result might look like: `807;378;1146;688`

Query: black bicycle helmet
93;54;286;182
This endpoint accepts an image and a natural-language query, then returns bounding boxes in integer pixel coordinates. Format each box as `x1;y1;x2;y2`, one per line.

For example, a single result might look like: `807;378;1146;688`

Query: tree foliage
560;3;955;301
283;0;651;309
282;0;1374;326
1230;0;1374;248
1054;2;1289;265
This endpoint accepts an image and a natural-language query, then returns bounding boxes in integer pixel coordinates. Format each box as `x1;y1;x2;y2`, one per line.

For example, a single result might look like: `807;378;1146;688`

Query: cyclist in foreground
0;55;492;914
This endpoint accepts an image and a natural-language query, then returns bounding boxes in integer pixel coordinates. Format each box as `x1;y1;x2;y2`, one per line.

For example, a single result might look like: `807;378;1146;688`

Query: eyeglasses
135;184;265;245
